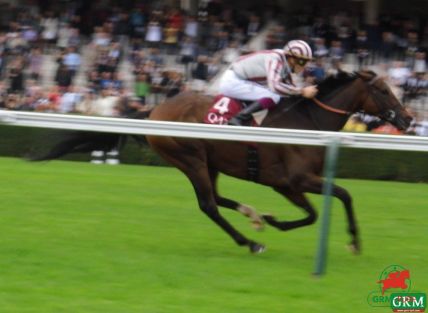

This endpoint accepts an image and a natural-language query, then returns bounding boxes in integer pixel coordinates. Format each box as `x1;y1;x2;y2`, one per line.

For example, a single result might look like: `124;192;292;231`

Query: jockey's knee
258;97;276;109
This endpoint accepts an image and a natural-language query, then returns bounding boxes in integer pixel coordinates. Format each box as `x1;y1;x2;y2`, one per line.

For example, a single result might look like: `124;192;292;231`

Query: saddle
204;95;267;126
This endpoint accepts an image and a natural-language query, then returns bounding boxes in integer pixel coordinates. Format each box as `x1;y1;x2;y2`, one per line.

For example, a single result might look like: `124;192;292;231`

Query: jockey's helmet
284;40;313;61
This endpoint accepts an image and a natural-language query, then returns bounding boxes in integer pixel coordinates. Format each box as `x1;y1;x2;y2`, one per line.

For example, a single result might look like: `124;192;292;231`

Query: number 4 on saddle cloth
204;95;268;126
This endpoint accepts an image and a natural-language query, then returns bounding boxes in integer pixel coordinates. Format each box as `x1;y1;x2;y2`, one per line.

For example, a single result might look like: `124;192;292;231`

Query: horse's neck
265;80;363;131
311;81;363;131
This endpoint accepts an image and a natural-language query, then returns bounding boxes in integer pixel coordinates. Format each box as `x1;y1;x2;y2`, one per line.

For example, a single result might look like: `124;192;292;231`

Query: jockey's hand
301;85;318;99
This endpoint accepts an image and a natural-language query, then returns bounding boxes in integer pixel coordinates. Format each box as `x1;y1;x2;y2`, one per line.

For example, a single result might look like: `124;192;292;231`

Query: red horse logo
377;269;410;295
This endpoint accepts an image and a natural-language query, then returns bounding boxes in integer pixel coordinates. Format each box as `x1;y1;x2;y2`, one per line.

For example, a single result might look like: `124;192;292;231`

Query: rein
312;97;351;115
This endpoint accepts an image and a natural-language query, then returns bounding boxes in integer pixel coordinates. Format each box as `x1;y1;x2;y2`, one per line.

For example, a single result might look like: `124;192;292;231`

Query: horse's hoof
249;242;266;254
347;241;361;255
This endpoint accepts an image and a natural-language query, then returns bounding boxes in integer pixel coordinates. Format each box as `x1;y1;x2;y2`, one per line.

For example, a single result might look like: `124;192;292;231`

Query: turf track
0;157;426;313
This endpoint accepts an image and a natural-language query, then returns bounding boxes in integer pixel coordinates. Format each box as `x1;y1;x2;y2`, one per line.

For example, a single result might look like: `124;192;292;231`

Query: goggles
295;58;309;66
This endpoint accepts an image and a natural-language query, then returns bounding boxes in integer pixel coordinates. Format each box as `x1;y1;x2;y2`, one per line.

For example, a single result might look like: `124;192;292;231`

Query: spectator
147;47;164;66
88;88;120;117
413;51;427;74
405;31;419;68
40;11;58;53
130;7;145;38
55;63;73;91
163;23;179;54
58;86;82;113
246;14;261;40
402;72;428;104
313;37;329;59
388;61;412;88
356;30;370;69
118;96;148;117
145;19;163;48
381;31;395;60
409;114;428;136
92;26;111;48
8;58;25;94
184;15;199;39
135;72;151;104
62;46;81;77
28;47;43;81
164;71;184;98
57;23;73;51
179;36;197;80
306;57;326;84
330;40;344;62
265;25;287;49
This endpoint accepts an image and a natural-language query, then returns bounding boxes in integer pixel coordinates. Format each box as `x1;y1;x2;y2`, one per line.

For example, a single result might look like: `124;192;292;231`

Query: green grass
0;157;426;313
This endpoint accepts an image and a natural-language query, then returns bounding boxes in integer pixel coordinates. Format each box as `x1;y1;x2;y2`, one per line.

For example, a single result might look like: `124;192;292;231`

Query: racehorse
146;70;413;253
30;70;412;254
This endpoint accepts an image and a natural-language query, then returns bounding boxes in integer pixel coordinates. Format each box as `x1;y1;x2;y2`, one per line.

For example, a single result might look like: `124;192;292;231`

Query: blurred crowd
0;1;263;118
0;0;426;136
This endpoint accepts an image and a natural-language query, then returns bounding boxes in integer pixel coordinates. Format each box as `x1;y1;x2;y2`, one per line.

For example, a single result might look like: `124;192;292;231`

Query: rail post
313;137;340;276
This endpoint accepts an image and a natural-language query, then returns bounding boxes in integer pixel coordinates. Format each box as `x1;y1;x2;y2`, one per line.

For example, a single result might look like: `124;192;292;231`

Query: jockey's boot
228;101;263;126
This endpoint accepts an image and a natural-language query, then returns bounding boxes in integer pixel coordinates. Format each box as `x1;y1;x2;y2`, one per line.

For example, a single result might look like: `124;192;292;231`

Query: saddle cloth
204;95;267;126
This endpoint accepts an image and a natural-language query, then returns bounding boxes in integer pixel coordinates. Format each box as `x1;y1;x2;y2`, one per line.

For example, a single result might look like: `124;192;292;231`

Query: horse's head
355;71;413;131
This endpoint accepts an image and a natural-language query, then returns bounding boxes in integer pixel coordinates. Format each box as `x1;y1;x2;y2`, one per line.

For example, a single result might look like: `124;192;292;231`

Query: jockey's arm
266;58;302;96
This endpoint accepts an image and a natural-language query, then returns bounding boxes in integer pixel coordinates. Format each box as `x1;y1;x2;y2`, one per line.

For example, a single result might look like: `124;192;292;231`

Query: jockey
219;40;318;126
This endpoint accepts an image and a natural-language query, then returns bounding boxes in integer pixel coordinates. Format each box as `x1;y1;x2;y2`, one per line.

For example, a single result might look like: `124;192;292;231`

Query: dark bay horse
30;71;412;254
146;70;413;253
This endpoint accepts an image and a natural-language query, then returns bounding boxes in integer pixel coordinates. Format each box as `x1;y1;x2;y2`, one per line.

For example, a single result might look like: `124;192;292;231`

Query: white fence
0;110;428;152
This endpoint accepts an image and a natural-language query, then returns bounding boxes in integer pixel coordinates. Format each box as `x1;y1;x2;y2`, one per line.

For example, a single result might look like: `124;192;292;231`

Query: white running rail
0;110;428;152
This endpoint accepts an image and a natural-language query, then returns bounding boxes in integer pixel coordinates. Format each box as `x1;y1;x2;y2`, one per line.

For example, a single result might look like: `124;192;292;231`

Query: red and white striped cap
284;40;313;60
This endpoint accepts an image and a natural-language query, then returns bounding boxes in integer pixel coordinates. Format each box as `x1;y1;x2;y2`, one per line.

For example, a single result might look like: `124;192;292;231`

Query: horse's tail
28;110;153;162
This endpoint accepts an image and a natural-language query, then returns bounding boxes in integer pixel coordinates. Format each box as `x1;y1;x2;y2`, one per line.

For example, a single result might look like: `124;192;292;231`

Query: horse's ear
335;70;349;79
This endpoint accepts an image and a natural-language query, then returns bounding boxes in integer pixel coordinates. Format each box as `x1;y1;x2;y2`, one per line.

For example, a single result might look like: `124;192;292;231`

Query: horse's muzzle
395;115;413;131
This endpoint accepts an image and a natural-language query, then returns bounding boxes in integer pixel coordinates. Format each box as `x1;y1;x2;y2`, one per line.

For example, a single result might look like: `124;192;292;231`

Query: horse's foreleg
151;142;264;253
209;170;264;230
263;187;318;231
298;175;360;254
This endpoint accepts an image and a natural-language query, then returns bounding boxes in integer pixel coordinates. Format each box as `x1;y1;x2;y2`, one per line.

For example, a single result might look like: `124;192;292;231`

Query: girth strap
247;145;259;182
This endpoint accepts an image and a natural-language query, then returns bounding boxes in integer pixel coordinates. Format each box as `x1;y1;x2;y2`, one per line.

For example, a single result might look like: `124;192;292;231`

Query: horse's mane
315;71;357;98
315;70;377;98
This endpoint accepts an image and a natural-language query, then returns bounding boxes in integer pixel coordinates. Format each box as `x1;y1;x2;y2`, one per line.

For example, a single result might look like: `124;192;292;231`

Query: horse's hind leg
295;175;360;253
263;187;318;231
209;169;264;230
